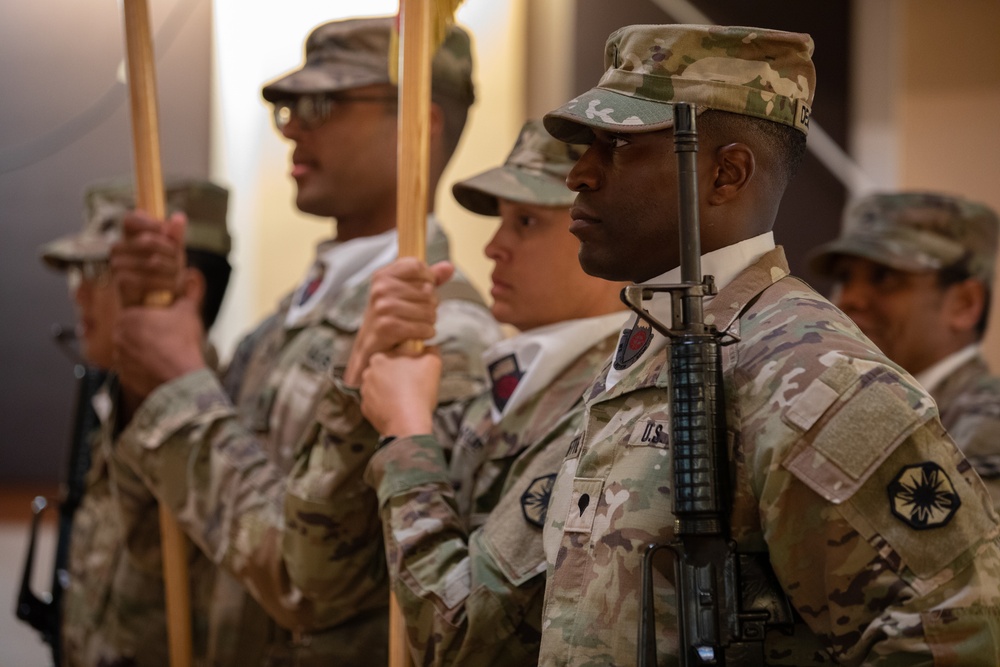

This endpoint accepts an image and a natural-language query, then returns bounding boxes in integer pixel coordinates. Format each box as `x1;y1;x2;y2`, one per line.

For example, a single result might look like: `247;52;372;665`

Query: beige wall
897;0;1000;367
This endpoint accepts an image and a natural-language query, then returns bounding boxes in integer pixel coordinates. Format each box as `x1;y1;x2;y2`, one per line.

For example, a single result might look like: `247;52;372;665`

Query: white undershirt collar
605;231;775;390
915;344;980;393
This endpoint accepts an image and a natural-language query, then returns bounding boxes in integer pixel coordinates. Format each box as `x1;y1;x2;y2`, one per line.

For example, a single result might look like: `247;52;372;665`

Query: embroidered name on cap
887;461;961;530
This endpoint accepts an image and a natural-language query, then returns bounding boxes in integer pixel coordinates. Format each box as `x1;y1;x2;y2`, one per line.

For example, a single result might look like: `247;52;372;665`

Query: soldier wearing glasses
106;17;499;666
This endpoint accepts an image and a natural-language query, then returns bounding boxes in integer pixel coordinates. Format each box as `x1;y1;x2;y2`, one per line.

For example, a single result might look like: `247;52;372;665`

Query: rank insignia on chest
887;462;961;530
521;474;557;528
613;316;653;370
489;354;523;413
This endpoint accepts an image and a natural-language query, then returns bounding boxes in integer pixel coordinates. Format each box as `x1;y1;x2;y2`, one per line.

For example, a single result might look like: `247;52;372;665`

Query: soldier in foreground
810;192;1000;505
38;179;232;666
536;24;1000;665
347;120;627;665
108;17;500;666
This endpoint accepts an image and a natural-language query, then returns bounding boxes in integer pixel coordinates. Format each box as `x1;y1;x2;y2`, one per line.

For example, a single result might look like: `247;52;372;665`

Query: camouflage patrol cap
261;16;475;107
39;178;231;271
452;120;585;216
544;24;815;144
809;192;1000;284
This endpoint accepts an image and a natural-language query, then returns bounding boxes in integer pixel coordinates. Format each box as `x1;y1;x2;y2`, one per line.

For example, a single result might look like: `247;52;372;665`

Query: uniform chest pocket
265;364;328;470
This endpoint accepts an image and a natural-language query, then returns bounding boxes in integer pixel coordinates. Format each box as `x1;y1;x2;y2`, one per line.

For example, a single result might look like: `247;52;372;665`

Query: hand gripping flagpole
120;2;192;666
391;1;462;664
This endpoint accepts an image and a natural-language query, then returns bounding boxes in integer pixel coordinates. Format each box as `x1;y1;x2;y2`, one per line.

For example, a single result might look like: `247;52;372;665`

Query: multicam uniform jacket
115;226;500;667
363;321;620;667
61;391;122;667
63;382;216;667
539;247;1000;666
932;353;1000;511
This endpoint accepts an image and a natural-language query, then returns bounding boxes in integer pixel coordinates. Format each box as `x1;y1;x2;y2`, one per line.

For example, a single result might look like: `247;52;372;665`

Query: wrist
382;417;433;439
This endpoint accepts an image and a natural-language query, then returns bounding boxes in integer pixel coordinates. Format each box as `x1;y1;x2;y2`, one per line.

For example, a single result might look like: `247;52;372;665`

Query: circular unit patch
887;461;961;530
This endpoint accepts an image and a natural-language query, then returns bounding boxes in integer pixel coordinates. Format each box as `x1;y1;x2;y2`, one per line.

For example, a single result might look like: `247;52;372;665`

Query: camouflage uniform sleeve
750;357;1000;665
948;409;1000;460
116;367;388;634
952;408;1000;512
965;454;1000;515
364;411;576;667
276;298;500;632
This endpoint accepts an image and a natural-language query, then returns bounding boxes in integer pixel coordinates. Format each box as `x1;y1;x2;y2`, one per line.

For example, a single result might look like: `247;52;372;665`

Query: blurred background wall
1;0;998;485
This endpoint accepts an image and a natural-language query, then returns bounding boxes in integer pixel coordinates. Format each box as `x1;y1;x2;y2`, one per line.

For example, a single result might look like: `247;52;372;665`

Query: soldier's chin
294;191;335;219
577;246;630;282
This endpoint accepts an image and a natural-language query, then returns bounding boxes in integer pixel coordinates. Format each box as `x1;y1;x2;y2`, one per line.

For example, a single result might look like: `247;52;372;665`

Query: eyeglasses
272;93;398;131
67;261;111;291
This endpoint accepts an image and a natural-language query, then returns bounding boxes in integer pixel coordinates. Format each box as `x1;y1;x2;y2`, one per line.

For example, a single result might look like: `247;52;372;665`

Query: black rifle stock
626;103;791;667
16;343;106;666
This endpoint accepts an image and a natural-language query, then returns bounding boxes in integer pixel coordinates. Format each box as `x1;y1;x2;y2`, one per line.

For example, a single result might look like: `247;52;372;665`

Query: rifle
16;326;107;666
623;103;792;666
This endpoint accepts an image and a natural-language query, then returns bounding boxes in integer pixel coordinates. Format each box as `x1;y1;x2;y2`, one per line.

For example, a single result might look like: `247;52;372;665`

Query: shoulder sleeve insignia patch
489;353;523;413
521;474;558;528
887;462;961;530
613;315;653;370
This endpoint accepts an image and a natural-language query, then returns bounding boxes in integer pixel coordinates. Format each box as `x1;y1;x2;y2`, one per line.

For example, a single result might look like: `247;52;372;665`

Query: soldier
536;24;1000;665
809;192;1000;505
38;178;232;667
107;16;500;666
347;120;627;665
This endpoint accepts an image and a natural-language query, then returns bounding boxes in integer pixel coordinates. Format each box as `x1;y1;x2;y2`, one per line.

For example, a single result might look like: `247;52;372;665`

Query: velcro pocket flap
782;362;927;504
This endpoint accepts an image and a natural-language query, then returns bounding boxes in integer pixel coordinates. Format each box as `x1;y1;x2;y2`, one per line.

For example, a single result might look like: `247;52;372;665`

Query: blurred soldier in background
811;191;1000;505
37;178;231;667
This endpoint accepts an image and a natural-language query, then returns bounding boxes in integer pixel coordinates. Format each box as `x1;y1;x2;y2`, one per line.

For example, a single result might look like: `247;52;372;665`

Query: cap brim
38;233;112;271
807;235;948;278
452;167;575;217
544;87;676;144
261;65;391;102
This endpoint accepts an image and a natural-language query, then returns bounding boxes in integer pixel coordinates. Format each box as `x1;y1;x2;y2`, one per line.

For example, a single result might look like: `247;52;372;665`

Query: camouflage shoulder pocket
837;420;999;581
781;360;926;504
782;360;999;580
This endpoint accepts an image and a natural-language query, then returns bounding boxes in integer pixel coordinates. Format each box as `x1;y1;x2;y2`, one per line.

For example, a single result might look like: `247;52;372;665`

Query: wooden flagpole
391;1;435;665
120;2;192;666
396;0;433;269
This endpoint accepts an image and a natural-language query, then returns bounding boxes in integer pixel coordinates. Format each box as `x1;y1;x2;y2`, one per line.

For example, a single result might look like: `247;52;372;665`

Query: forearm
116;368;385;631
367;434;545;666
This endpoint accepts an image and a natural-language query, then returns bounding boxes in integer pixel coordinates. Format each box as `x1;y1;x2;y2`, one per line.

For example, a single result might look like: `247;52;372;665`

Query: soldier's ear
945;277;987;335
706;143;754;205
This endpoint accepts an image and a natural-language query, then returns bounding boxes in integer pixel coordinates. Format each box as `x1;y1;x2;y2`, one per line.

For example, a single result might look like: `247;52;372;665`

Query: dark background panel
0;0;212;484
573;0;850;292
